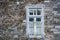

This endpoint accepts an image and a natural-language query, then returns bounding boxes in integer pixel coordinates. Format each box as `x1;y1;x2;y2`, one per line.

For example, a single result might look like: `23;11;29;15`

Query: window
36;22;41;28
29;9;41;15
36;28;41;35
29;22;34;28
36;18;41;21
29;18;34;21
34;10;36;15
29;10;33;15
37;10;41;15
29;28;34;35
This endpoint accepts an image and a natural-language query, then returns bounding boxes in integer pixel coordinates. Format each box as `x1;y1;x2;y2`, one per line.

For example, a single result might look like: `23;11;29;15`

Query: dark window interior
37;10;41;15
36;18;41;21
30;12;33;15
34;10;36;15
29;18;34;21
29;10;33;15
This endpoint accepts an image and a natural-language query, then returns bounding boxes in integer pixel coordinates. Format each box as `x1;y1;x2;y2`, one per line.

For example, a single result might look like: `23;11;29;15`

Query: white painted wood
26;4;45;38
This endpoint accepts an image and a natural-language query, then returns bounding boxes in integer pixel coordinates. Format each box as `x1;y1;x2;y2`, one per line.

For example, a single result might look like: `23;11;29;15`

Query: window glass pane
29;28;34;35
36;28;41;35
36;22;41;28
29;22;34;28
29;18;34;21
29;10;33;15
36;18;41;21
34;10;36;15
37;10;41;15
